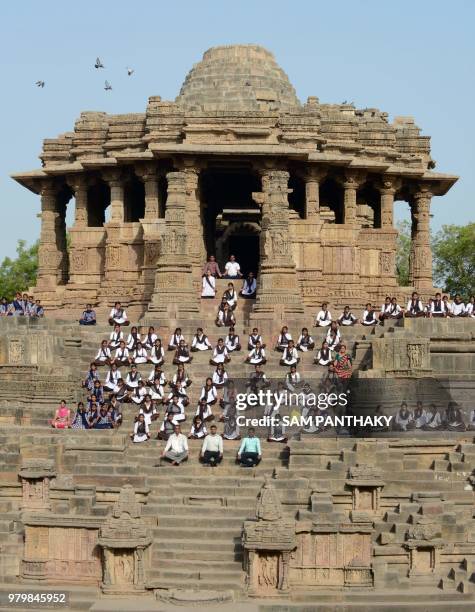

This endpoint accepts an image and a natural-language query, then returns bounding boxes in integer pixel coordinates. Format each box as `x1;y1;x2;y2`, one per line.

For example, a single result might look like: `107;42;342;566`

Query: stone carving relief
106;245;121;270
70;248;87;272
407;343;425;369
8;339;24;365
379;251;393;275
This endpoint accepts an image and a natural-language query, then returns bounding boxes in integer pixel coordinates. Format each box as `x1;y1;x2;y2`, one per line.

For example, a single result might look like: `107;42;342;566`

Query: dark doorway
228;234;260;277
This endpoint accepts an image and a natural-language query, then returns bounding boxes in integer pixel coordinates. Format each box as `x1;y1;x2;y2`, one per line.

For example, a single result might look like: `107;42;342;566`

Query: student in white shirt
131;380;147;405
223;254;242;279
314;341;333;366
246;341;266;365
223;282;238;310
126;365;141;390
148;376;165;402
188;415;208;439
378;297;392;321
130;414;150;443
275;326;292;352
210;338;230;365
132;341;148;365
325;322;341;348
422;404;442;430
139;397;158;425
267;413;287;443
216;302;236;327
338;306;358;326
148;365;167;387
362;303;378;326
285;365;301;392
191;328;212;352
225;326;241;352
280;340;299;366
199;378;218;406
315;303;332;327
240;272;256;298
296;328;314;352
195;398;214;422
109;302;129;326
201;271;216;298
163;395;186;424
248;328;265;350
173;339;193;365
113;341;130;366
104;365;121;392
94;340;112;366
200;424;223;466
386;297;403;319
126;326;141;351
143;326;158;350
168;328;185;351
109;324;123;349
161;424;189;465
449;294;466;317
465;295;475;318
212;363;228;388
149;339;165;365
405;292;424;318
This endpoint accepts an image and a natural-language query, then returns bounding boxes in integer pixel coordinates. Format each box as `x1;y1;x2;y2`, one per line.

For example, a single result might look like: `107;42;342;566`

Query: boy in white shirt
200;424;223;466
161;424;189;466
223;255;242;279
315;302;332;327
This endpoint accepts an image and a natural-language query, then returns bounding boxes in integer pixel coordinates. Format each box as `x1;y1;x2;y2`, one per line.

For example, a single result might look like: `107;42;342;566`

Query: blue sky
0;0;473;259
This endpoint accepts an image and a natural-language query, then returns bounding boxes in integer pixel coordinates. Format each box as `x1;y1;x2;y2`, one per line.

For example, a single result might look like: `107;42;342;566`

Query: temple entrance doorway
200;166;261;276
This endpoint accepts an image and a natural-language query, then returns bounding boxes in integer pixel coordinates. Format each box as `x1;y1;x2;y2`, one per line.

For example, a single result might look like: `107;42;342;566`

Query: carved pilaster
377;177;398;228
251;169;304;323
36;181;61;290
342;171;365;225
182;159;206;289
409;186;433;290
135;164;159;220
103;169;124;223
67;174;88;227
304;166;327;219
147;171;199;320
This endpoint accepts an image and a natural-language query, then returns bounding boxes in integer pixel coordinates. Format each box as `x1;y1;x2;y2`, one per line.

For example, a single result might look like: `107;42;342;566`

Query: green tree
0;240;39;300
396;220;411;286
432;223;475;297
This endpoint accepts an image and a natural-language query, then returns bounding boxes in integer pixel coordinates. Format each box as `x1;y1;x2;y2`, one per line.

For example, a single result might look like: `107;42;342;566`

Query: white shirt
201;434;223;454
164;433;188;454
242;278;256;294
451;301;465;316
225;261;241;276
316;310;332;325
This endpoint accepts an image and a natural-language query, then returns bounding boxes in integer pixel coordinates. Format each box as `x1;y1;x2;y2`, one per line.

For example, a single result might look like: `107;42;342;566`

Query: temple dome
176;44;300;112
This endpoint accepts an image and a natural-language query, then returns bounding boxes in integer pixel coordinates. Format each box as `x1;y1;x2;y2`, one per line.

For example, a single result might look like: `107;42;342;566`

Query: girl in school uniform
104;364;121;393
83;363;99;394
285;365;301;392
131;413;150;443
139;396;159;427
191;328;212;352
199;378;218;406
0;297;10;316
223;405;241;440
94;406;113;430
212;363;228;388
168;328;185;351
223;283;238;311
170;364;191;405
132;341;148;365
195;398;214;422
94;340;112;366
314;341;333;366
113;341;130;367
275;326;292;352
148;365;167;388
109;302;129;326
338;306;358;326
240;272;256;299
210;338;230;366
163;396;186;425
220;380;237;416
115;379;130;403
280;340;299;366
201;271;216;298
71;402;88;430
108;324;123;350
86;403;99;428
362;303;378;326
149;339;165;365
466;296;475;318
296;328;314;352
131;380;147;405
225;327;241;352
126;365;142;390
216;302;236;327
90;380;105;406
315;303;332;327
248;328;266;350
126;326;141;351
173;339;193;365
188;415;207;439
246;341;266;365
149;376;165;403
143;326;158;350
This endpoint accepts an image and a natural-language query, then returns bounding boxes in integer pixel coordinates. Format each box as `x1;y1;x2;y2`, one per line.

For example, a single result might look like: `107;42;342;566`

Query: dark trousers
79;320;96;325
239;452;260;467
203;450;222;465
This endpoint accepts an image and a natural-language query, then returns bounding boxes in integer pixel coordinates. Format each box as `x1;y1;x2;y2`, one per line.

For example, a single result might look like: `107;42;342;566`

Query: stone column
147;171;199;321
36;181;62;291
100;170;127;295
183;159;206;289
135;164;159;220
105;170;124;223
342;172;362;225
409;186;433;290
378;178;396;228
68;174;88;227
305;166;326;219
251;169;304;328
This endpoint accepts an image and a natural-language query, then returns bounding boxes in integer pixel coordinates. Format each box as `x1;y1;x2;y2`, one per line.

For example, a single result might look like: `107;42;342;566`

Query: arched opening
200;167;261;273
288;174;306;219
87;180;111;227
319;177;344;224
124;174;145;222
357;181;381;228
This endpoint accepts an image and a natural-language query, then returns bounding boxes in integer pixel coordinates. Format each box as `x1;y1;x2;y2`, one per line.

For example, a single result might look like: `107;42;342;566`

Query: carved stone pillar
68;174;88;227
182;160;206;289
36;181;62;291
147;171;199;321
251;169;304;327
105;170;124;223
342;172;363;225
378;178;396;228
304;166;326;219
101;170;125;292
409;187;433;290
135;164;159;220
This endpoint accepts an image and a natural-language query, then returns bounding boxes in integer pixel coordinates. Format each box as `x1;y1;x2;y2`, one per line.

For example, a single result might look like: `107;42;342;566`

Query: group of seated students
0;292;44;317
392;400;474;432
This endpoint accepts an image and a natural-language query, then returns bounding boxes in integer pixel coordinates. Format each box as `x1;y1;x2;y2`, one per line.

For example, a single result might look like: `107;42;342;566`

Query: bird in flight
127;67;134;76
104;80;112;91
95;57;105;69
35;80;45;88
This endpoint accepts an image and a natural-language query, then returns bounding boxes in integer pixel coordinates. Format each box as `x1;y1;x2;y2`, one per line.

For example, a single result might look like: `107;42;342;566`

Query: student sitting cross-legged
191;327;212;352
160;424;189;466
200;424;223;467
237;428;261;467
225;326;241;352
79;303;96;325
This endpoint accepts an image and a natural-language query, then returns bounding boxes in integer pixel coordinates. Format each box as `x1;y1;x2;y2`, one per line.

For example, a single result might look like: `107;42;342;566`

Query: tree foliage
433;223;475;297
0;240;39;300
395;220;411;286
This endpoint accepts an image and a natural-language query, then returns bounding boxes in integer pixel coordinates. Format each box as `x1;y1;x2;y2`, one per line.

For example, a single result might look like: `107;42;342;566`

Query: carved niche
346;464;385;521
19;459;56;511
242;479;296;597
405;521;444;577
70;248;87;272
98;485;151;595
8;338;24;365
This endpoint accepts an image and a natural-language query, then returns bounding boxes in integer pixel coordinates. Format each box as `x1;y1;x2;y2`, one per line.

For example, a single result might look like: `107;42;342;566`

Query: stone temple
1;46;474;610
12;44;457;329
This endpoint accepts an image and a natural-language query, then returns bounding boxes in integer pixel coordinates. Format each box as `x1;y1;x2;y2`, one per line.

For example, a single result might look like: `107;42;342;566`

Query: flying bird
126;67;134;76
104;80;112;91
35;80;45;88
95;57;104;69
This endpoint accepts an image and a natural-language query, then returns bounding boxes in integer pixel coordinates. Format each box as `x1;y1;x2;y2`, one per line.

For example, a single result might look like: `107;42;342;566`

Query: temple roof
176;45;300;112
